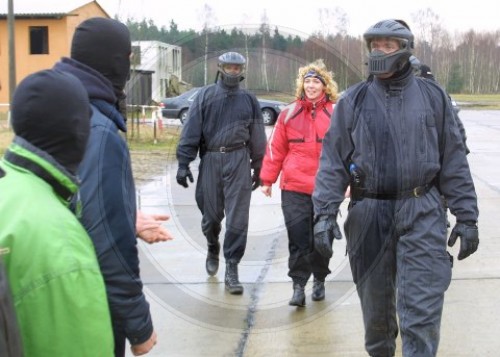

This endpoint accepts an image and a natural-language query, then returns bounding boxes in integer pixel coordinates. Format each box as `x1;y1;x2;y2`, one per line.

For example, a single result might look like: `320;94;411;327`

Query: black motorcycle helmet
216;52;246;88
363;19;414;76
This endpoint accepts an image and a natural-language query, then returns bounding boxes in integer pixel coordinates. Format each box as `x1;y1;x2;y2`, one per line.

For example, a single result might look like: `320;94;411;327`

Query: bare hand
261;185;272;197
344;185;351;198
131;330;157;356
136;210;174;244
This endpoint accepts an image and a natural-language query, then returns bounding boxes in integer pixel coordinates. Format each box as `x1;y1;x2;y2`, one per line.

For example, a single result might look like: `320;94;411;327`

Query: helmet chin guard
368;49;411;75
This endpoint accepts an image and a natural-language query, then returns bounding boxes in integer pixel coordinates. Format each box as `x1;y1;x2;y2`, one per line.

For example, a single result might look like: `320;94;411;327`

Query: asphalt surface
127;110;500;357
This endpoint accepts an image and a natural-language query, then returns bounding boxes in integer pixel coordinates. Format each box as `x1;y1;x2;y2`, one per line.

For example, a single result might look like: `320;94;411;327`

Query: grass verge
451;94;500;110
0;121;181;160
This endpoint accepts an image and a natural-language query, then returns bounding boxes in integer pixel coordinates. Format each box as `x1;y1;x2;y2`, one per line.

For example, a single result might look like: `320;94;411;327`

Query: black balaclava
419;64;436;81
11;69;91;175
71;17;131;99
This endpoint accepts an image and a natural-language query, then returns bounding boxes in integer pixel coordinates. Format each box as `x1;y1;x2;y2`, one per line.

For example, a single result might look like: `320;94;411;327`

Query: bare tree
140;5;499;94
240;13;251;89
198;3;216;85
317;7;349;37
317;8;331;37
434;30;455;88
260;10;270;92
459;31;481;93
317;7;351;85
411;8;443;67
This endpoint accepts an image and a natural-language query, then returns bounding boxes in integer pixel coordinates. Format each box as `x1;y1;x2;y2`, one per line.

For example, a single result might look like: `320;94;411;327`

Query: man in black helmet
176;51;266;295
313;19;478;356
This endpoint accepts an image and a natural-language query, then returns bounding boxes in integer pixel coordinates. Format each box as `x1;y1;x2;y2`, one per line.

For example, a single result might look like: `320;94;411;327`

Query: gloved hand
313;214;342;258
251;168;261;191
176;165;194;188
448;221;479;260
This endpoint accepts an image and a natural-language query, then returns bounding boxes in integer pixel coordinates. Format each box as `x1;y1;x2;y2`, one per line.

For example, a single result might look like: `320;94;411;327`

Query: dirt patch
1;119;176;187
130;150;176;187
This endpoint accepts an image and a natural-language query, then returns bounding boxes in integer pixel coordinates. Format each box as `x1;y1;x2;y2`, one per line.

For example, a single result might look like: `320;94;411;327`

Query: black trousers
195;152;252;263
281;190;331;284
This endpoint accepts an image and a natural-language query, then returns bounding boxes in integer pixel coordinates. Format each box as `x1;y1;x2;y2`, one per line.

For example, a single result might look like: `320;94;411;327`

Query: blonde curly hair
295;59;339;102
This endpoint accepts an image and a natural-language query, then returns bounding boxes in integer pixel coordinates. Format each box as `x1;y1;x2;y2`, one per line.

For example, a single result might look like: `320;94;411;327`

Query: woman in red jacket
260;59;339;307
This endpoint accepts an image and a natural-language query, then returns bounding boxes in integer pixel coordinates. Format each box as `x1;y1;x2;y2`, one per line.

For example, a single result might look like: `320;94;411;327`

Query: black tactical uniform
313;20;479;357
176;52;266;294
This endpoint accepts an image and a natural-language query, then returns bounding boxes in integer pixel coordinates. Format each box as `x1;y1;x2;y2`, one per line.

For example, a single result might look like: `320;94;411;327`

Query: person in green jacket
0;69;114;356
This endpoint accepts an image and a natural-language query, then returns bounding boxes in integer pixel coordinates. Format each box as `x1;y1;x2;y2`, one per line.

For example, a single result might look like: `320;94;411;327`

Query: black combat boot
311;278;325;301
206;242;220;276
225;262;243;295
289;283;306;307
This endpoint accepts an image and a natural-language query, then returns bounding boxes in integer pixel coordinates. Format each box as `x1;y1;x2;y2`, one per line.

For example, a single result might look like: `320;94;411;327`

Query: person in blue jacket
54;18;157;357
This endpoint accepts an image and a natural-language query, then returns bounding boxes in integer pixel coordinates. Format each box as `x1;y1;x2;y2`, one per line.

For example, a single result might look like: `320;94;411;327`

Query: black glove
448;221;479;260
176;166;194;188
251;168;261;191
313;214;342;258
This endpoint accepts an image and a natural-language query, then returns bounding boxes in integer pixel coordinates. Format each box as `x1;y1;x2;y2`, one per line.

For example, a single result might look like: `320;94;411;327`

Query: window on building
29;26;49;54
131;46;141;66
173;48;179;72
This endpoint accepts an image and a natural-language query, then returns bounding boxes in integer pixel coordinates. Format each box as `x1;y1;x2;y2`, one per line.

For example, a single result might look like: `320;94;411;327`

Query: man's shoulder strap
415;78;447;161
348;76;373;131
354;75;373;109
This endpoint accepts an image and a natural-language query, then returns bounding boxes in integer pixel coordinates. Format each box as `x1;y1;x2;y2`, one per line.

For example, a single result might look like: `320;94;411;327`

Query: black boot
289;283;306;307
312;278;325;301
206;242;220;276
225;262;243;295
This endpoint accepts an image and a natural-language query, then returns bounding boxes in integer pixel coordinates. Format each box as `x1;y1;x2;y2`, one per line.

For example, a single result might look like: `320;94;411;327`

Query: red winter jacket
260;95;334;195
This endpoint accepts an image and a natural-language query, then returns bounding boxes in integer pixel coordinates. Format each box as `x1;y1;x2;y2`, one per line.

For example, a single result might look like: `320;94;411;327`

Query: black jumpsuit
176;80;267;263
313;67;478;356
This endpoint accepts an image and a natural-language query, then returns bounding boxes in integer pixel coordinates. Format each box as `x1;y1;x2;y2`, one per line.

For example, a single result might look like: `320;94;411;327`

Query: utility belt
351;182;434;200
206;142;247;153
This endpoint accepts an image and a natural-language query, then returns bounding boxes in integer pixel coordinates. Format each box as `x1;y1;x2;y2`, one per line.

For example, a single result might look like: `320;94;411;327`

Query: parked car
450;97;461;114
160;87;287;125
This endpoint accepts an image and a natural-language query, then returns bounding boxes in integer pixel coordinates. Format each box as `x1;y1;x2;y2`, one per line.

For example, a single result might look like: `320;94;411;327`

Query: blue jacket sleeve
176;88;204;167
428;84;478;222
248;94;267;170
77;116;153;346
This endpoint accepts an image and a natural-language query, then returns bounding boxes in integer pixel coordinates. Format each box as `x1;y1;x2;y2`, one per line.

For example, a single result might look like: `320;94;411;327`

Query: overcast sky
96;0;499;37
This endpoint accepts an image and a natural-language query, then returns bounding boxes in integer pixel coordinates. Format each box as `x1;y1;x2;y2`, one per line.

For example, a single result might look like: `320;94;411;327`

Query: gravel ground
130;150;174;187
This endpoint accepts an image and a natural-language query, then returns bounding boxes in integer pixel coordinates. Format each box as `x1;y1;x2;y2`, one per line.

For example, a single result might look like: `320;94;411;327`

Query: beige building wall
0;2;108;105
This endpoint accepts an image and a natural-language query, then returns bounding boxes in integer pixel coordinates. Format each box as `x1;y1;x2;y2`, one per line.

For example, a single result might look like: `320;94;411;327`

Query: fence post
157;107;163;131
153;116;157;145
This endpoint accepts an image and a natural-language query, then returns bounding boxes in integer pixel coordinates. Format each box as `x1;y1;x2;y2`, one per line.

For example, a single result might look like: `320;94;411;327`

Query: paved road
128;110;500;356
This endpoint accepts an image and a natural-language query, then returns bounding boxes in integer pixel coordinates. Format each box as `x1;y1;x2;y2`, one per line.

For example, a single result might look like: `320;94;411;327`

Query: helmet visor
221;63;244;76
367;37;409;53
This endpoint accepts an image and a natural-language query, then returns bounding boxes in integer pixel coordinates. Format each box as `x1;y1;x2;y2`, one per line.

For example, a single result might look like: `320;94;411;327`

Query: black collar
4;138;77;202
375;64;413;92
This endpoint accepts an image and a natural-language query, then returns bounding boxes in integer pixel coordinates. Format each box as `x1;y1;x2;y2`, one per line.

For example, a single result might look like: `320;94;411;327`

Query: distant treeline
126;18;500;94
